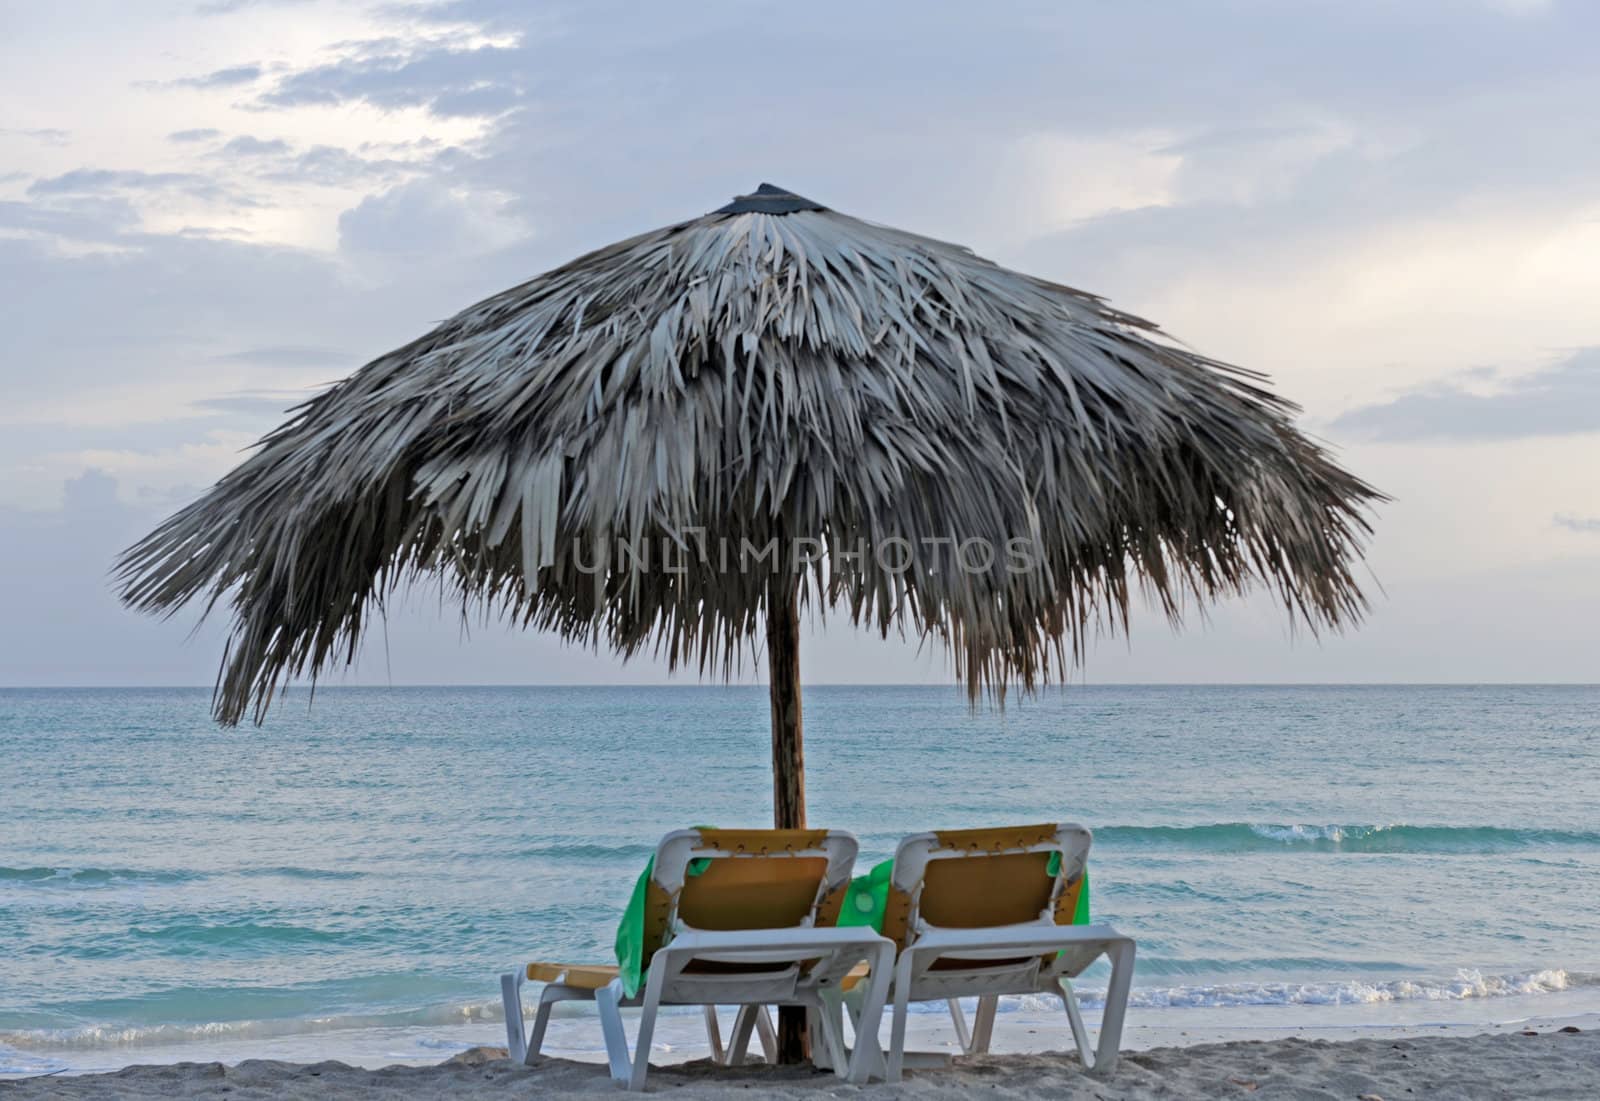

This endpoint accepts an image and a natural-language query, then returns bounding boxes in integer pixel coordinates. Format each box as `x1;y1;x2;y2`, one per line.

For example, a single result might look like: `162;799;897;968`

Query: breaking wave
6;970;1593;1056
0;866;201;888
1058;968;1597;1012
1092;824;1600;854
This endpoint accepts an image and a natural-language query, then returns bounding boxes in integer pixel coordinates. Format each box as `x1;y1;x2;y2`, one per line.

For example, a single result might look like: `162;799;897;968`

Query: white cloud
1092;192;1600;418
337;178;525;259
1162;119;1366;207
1000;132;1181;236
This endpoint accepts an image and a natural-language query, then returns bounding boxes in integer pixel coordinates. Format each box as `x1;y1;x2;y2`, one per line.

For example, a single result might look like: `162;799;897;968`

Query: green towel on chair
837;856;1091;932
614;845;715;998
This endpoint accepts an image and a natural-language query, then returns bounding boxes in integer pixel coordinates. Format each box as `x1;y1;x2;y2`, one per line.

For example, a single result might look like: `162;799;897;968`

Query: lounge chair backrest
881;823;1090;949
642;828;856;968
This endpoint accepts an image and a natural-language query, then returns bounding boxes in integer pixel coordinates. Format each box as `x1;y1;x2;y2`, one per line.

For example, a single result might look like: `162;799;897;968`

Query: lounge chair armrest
653;928;894;974
910;922;1131;955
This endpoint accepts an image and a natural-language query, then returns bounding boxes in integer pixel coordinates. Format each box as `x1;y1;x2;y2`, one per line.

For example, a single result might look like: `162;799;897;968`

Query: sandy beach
6;1022;1596;1100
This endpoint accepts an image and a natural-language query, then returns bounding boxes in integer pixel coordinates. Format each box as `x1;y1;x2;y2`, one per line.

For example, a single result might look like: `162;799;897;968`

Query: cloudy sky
2;0;1597;690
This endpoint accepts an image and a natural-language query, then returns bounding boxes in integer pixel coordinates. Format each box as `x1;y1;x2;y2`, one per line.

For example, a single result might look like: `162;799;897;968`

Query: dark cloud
221;135;291;156
358;136;443;155
1332;349;1600;442
174;224;254;239
337;179;501;256
174;64;263;89
0;196;141;242
168;127;223;143
256;43;524;116
60;467;121;512
27;168;233;202
213;345;352;368
1;127;70;144
0;230;355;420
183;136;422;186
429;83;521;118
190;388;317;415
1157;125;1311;156
263;144;412;186
1555;514;1600;534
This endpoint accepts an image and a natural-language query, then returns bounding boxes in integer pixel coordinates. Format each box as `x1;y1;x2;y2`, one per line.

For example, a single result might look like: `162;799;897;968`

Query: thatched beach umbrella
119;183;1377;1010
119;182;1379;1059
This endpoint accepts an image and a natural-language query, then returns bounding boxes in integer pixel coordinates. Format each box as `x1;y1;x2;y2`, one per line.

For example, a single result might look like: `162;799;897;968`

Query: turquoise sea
3;684;1599;1076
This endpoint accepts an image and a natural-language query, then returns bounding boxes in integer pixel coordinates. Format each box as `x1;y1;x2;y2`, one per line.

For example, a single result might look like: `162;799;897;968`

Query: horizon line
2;681;1597;690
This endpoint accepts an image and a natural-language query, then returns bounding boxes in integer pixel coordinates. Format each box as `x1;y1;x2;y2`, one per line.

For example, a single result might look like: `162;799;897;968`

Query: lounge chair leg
817;990;853;1075
703;1006;725;1064
753;1004;778;1063
827;992;849;1045
1059;977;1095;1068
971;994;998;1055
1056;938;1137;1076
594;979;634;1084
804;999;842;1075
845;939;895;1084
885;949;916;1082
839;991;884;1082
807;1004;834;1071
627;966;668;1091
728;1005;759;1066
528;986;563;1064
500;973;527;1063
1092;939;1136;1075
947;998;971;1052
841;986;863;1031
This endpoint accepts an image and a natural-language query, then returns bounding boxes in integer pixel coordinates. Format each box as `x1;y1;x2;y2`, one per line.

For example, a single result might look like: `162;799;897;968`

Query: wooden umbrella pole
767;574;806;831
765;570;807;1063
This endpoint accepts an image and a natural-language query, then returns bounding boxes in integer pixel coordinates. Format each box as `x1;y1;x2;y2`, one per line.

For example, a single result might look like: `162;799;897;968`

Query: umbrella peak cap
715;182;828;215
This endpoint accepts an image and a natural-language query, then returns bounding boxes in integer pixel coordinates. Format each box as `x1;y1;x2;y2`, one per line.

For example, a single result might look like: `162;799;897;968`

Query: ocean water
2;684;1599;1076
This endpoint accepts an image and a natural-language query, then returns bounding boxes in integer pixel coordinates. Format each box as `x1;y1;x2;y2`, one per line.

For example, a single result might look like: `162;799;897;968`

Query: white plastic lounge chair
500;827;895;1090
828;823;1136;1081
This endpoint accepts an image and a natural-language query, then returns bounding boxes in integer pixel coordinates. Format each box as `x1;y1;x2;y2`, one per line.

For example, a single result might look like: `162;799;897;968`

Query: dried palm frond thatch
118;184;1382;742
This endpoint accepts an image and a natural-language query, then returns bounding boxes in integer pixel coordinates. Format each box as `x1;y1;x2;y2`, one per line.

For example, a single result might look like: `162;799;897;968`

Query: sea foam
1060;968;1593;1011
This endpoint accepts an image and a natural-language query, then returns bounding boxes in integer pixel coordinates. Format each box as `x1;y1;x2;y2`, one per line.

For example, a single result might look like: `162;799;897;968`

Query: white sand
6;1023;1595;1099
